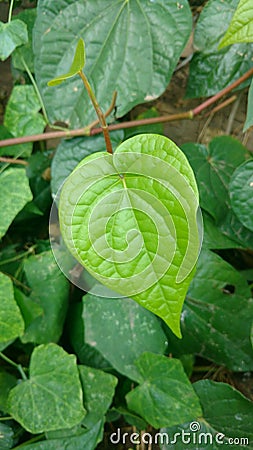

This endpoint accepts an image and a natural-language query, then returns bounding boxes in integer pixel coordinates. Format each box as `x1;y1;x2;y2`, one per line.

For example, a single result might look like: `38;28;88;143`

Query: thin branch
0;352;27;380
8;0;15;22
0;156;28;166
0;66;253;149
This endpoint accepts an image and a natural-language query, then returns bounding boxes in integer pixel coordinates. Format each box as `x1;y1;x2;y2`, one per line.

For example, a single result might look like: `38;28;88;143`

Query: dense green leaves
186;0;253;98
12;9;37;72
34;0;192;127
83;295;167;380
8;344;85;433
0;19;28;61
126;352;202;428
59;134;200;337
0;272;24;345
0;168;32;239
4;85;46;157
165;249;253;371
160;380;253;449
21;251;69;344
229;160;253;232
219;0;253;47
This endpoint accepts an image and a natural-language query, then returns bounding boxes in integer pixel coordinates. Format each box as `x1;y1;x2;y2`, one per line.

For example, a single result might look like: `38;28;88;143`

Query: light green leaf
181;136;249;223
83;294;167;380
165;249;253;371
51;131;123;196
244;79;253;131
0;168;32;239
21;251;69;344
79;365;117;429
0;19;28;61
59;134;200;337
219;0;253;47
0;272;24;344
12;9;37;72
0;369;17;413
17;420;104;450
48;38;85;86
230;160;253;232
8;343;86;433
126;352;202;428
186;0;253;98
4;85;46;157
160;380;253;449
34;0;192;127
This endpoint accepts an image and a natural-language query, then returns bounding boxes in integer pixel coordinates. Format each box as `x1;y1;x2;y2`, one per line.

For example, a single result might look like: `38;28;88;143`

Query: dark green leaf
165;249;253;371
83;294;167;381
48;38;85;86
21;251;69;344
0;423;14;449
0;19;28;61
244;79;253;131
186;0;253;98
0;272;24;344
34;0;192;127
126;352;202;428
0;168;32;239
160;380;253;449
8;343;86;433
202;211;242;249
51;131;123;196
229;160;253;232
4;85;46;157
79;365;117;429
14;288;43;328
0;369;17;413
124;107;164;140
12;9;37;72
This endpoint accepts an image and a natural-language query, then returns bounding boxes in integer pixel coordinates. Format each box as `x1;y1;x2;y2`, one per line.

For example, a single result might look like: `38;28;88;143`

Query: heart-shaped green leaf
59;134;201;337
48;38;85;86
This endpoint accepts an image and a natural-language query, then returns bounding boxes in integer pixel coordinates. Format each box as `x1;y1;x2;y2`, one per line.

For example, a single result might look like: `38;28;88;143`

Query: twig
204;95;237;116
0;66;253;149
0;156;28;166
225;92;243;135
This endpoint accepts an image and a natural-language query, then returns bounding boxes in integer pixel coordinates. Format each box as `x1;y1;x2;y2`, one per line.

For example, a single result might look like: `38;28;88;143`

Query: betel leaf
181;136;248;223
8;343;86;433
186;0;253;98
0;369;17;413
0;168;32;239
219;0;253;47
48;38;85;86
229;160;253;232
126;352;202;428
51;131;123;196
18;420;104;450
12;9;37;72
83;294;167;381
165;249;253;371
244;79;253;131
202;211;242;249
22;251;69;344
79;365;117;429
0;423;14;450
34;0;192;128
160;380;253;449
0;271;24;345
0;19;28;61
59;134;200;337
4;85;46;157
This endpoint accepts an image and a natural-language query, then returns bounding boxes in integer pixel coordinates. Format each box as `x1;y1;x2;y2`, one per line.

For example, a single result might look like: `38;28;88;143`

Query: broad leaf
0;168;32;239
0;423;14;450
160;380;253;449
0;19;28;61
0;272;24;344
51;131;123;196
126;352;202;428
8;343;86;433
4;85;46;157
79;365;117;429
165;249;253;371
244;79;253;131
12;9;37;72
181;136;249;223
22;251;69;344
18;420;104;450
83;294;167;380
48;38;85;86
34;0;192;127
202;211;242;249
59;134;200;337
186;0;253;98
230;160;253;232
219;0;253;47
0;369;17;413
14;288;43;328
